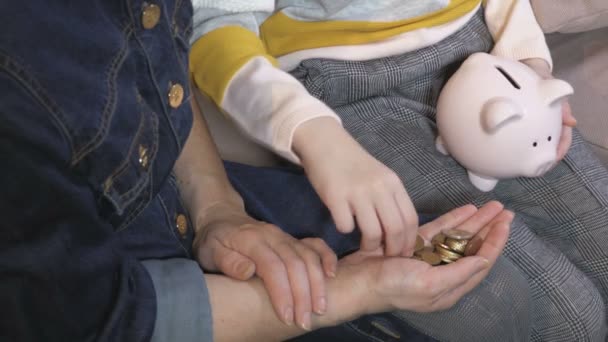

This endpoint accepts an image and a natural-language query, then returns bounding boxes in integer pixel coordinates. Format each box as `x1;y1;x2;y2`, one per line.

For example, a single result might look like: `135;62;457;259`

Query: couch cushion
531;0;608;33
546;28;608;167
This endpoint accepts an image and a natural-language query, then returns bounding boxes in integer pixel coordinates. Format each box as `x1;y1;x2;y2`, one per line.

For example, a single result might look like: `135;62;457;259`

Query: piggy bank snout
523;148;557;178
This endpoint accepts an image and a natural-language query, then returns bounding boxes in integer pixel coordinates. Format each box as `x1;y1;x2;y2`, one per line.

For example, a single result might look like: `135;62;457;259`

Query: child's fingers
327;199;356;234
562;101;577;127
374;193;406;256
352;198;383;252
393;190;419;257
557;126;573;161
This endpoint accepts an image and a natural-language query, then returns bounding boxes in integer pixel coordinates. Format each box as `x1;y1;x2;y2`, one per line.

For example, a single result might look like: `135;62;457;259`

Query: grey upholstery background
546;27;608;167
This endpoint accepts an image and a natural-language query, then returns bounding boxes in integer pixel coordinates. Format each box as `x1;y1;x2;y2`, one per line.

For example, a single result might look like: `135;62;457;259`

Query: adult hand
293;117;419;257
193;203;338;331
522;58;576;161
340;201;513;314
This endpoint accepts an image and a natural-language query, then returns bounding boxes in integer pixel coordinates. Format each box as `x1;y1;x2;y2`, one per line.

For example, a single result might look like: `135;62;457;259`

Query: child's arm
190;0;420;266
484;0;575;160
190;2;341;163
484;0;552;70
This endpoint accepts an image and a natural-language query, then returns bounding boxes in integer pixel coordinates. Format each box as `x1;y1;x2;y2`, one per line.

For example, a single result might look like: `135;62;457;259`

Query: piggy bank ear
540;79;574;107
481;97;523;133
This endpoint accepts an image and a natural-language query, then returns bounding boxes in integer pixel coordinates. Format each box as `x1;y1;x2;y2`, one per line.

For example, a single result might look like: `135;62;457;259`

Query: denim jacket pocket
100;99;160;221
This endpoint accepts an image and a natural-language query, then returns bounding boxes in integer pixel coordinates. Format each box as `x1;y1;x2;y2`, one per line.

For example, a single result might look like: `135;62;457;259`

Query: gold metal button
176;214;188;237
138;145;149;169
168;83;184;109
142;3;161;30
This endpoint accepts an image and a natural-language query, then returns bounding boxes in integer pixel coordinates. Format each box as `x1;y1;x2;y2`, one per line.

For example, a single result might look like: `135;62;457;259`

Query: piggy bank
436;53;574;192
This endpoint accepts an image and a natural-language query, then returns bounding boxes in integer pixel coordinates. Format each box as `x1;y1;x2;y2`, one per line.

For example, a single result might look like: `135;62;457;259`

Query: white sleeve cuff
485;0;553;70
222;56;342;164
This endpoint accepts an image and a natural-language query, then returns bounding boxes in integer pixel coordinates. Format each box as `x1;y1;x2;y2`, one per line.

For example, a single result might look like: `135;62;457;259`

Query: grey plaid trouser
291;10;607;342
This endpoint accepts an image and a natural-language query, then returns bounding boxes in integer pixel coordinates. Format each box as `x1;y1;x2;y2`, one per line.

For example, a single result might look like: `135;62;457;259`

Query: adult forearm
174;94;244;232
206;264;369;342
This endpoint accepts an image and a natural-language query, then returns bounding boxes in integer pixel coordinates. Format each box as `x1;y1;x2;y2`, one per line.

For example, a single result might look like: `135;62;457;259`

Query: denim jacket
0;1;212;341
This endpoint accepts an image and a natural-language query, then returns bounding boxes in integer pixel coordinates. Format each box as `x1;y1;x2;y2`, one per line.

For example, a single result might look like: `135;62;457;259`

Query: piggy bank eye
548;136;552;142
533;142;538;147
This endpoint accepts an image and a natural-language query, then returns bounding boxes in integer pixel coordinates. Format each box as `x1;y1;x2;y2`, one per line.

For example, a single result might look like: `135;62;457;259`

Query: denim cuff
142;259;213;342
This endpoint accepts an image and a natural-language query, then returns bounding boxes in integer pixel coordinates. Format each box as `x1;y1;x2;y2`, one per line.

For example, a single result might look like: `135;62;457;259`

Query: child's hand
293;117;419;257
193;203;338;331
522;58;577;161
558;101;576;161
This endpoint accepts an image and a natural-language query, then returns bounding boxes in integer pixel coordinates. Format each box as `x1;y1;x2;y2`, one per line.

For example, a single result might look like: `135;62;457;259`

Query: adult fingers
211;243;256;280
301;238;338;278
417;256;490;310
475;210;515;240
418;204;478;241
426;221;511;310
453;201;504;235
273;242;313;331
294;241;329;315
248;242;295;326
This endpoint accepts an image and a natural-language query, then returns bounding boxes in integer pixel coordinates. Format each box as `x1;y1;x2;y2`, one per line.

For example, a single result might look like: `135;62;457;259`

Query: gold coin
439;256;455;264
415;234;425;253
464;235;484;256
414;246;433;258
435;244;463;261
419;251;442;266
431;232;446;246
444;238;468;254
444;229;474;240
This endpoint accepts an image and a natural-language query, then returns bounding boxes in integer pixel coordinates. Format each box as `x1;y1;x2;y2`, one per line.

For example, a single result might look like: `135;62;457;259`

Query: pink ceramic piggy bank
436;53;574;192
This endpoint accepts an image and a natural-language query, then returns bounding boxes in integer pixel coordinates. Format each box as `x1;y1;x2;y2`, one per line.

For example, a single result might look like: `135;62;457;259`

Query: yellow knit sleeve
190;26;278;106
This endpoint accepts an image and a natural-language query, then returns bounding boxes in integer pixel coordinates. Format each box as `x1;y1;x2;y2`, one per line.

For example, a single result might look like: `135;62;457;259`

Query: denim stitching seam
72;25;133;164
0;51;76;157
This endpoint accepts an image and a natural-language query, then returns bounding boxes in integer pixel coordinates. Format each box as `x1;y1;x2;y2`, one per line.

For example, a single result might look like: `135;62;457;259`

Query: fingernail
283;307;294;326
237;261;254;277
300;312;312;331
328;266;337;278
477;258;490;269
316;297;327;315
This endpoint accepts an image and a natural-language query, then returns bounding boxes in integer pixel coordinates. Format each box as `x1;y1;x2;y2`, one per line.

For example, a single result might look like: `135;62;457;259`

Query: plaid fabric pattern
291;10;608;342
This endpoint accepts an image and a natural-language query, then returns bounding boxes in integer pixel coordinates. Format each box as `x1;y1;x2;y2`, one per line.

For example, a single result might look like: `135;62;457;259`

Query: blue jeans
225;161;437;342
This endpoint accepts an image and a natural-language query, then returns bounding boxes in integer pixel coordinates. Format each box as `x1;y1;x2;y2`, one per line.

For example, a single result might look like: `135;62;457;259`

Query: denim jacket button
168;83;184;109
176;214;188;237
138;145;150;170
141;3;161;30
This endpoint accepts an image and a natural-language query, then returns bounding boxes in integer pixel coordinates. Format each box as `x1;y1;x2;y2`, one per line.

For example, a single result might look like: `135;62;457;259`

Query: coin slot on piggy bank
435;53;574;192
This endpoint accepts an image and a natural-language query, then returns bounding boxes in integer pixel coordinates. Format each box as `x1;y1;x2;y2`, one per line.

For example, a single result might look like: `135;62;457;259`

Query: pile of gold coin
413;229;483;266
